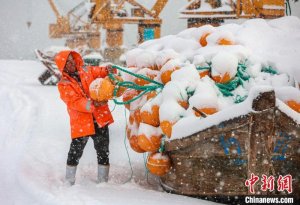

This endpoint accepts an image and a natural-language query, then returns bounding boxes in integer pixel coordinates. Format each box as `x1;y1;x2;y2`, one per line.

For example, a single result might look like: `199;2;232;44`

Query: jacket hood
55;50;84;73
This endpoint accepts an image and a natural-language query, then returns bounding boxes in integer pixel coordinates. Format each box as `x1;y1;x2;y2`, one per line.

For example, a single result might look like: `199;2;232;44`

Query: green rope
112;65;164;87
143;153;151;184
158;136;166;153
285;0;292;16
261;66;278;75
108;70;162;106
143;153;149;175
110;101;117;112
237;63;250;81
215;77;241;96
215;62;250;102
234;95;248;104
122;106;133;184
196;66;210;71
114;88;155;105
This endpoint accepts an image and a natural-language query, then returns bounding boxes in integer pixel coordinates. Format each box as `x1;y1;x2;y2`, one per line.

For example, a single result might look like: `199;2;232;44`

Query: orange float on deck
218;38;234;45
199;32;211;47
146;91;157;100
199;70;210;78
122;89;140;110
134;109;141;126
161;66;180;84
138;133;162;152
129;134;145;153
286;100;300;113
140;105;160;127
212;72;232;84
194;107;218;117
160;120;174;138
126;125;131;139
146;152;171;176
134;73;156;86
178;100;189;110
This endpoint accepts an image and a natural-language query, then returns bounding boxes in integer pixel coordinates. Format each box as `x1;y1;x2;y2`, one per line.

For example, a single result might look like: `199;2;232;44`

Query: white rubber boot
97;164;109;183
65;165;77;185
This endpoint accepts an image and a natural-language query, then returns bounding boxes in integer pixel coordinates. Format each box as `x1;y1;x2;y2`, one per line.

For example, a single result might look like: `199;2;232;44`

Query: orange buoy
137;123;162;152
140;105;160;127
146;91;157;100
147;64;159;70
212;72;232;84
160;67;180;85
128;109;141;126
122;89;140;110
199;70;210;78
134;73;156;86
89;77;115;102
286;100;300;113
133;68;158;86
129;135;145;153
218;38;234;45
199;32;211;47
138;134;162;152
194;107;218;117
160;120;174;138
134;109;141;126
178;100;189;110
126;125;131;139
129;112;135;125
146;152;171;176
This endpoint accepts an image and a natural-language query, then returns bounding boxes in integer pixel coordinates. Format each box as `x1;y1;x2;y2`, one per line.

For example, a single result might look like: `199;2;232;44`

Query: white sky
0;0;299;59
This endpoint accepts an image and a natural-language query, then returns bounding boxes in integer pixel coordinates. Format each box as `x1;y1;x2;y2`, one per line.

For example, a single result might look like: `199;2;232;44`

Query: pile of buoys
117;21;300;176
123;87;172;176
121;50;242;177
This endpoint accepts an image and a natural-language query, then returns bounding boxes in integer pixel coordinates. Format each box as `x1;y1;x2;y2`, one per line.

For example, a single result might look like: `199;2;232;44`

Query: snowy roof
180;0;234;16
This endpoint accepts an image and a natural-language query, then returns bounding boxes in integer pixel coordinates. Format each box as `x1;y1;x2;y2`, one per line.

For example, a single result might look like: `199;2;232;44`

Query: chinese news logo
245;173;293;194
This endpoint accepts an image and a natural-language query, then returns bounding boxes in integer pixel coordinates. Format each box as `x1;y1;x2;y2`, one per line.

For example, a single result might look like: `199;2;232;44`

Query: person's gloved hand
106;64;116;74
93;100;108;107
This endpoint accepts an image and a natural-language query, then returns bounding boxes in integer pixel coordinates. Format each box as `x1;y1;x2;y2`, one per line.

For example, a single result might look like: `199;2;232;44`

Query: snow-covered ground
0;60;217;204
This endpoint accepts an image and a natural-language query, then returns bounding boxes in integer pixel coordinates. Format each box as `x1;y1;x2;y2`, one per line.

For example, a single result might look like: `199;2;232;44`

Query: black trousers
67;123;109;166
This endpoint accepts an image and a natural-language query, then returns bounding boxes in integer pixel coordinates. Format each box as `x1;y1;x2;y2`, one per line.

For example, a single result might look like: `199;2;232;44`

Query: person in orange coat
55;50;115;185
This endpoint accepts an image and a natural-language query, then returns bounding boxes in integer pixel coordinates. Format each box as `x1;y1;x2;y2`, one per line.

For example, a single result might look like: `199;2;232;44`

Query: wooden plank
241;0;255;15
151;0;168;17
259;9;285;18
186;0;201;10
95;18;162;25
90;0;112;22
170;128;249;158
165;115;250;151
126;0;156;18
181;11;236;15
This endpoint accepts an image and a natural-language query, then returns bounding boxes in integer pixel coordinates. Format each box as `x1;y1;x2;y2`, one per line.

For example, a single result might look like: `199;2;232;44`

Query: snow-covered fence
160;90;300;198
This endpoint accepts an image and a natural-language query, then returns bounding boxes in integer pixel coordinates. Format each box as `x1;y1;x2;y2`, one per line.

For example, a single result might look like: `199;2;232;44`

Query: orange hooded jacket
55;50;114;139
